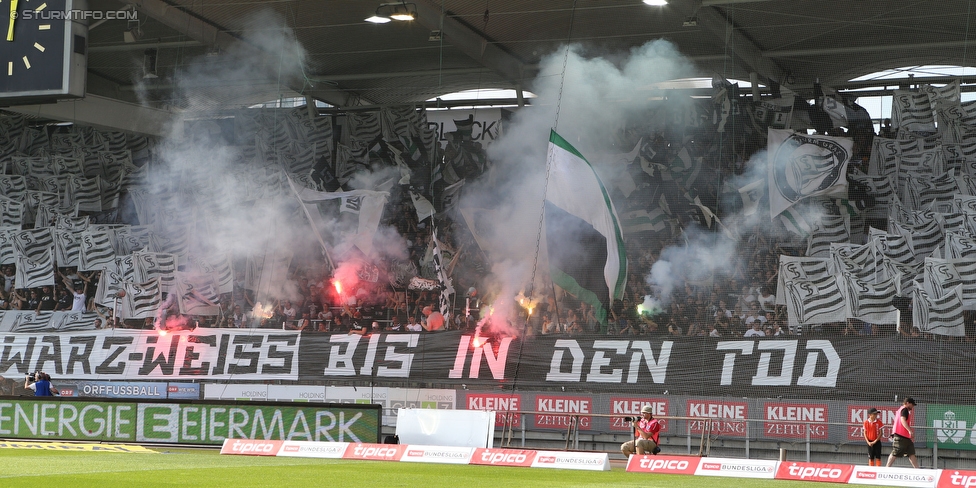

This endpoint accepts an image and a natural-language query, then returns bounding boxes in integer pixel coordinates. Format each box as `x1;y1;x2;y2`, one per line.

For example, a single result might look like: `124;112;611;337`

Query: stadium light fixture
365;2;417;23
643;0;668;5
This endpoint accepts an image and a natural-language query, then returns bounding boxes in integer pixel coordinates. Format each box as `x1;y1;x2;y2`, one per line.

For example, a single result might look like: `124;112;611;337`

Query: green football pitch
0;448;819;487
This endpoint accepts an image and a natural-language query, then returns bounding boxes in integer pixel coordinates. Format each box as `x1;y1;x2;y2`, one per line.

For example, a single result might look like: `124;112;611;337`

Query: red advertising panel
341;443;406;461
763;402;828;440
470;448;537;467
776;462;854;483
609;397;669;432
534;395;592;429
219;439;283;456
939;470;976;488
847;404;898;441
626;454;700;474
466;393;522;427
687;400;748;437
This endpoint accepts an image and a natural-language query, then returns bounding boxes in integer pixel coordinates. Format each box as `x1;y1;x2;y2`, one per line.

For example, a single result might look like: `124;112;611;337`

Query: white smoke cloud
138;9;408;310
462;40;696;332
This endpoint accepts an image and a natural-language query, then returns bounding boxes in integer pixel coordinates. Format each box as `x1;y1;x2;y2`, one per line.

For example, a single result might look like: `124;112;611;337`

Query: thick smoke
141;10;406;318
464;41;695;332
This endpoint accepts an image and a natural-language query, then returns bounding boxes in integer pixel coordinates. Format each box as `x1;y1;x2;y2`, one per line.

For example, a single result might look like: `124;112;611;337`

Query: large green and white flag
545;130;627;323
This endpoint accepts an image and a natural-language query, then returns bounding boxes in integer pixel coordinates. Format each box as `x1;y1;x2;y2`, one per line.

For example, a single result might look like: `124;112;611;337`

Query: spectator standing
864;407;884;466
886;397;919;468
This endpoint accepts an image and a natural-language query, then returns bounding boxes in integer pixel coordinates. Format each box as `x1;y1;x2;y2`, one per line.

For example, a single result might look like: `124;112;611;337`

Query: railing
442;410;976;467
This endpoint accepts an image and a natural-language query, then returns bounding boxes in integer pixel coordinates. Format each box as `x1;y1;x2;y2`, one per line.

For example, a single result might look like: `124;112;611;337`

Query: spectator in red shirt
621;405;662;457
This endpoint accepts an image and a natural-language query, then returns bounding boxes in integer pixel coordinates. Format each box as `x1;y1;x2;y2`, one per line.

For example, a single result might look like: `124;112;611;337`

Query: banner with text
0;398;380;445
1;330;974;403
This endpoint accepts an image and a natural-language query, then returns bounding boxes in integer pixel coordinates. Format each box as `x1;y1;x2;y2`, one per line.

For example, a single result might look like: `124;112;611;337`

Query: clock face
1;0;69;95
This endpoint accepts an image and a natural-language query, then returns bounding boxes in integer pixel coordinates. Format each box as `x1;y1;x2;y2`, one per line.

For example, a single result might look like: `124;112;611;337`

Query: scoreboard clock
1;0;87;105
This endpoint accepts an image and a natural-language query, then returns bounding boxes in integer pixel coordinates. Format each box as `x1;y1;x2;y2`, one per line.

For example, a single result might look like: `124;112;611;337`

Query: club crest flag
768;128;852;218
545;130;627;324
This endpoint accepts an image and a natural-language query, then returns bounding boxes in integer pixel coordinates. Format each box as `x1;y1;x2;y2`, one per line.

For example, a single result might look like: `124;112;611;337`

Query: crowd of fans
4;106;968;341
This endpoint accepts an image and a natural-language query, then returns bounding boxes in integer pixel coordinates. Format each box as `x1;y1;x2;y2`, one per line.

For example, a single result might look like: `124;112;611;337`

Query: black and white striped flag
51;155;85;176
133;252;177;293
114;225;155;255
79;230;118;271
49;311;99;331
923;257;976;310
785;275;847;328
831;242;878;283
891;220;941;261
912;283;965;337
946;232;976;259
2;311;55;333
0;230;15;265
53;230;82;267
118;278;163;320
0;175;27;200
432;229;455;318
806;215;849;258
954;193;976;215
94;268;127;306
55;214;90;232
902;173;957;212
869;138;899;177
173;271;221;316
877;256;919;297
15;250;55;288
776;256;834;305
870;227;916;265
841;273;898;324
347;112;382;143
65;175;103;212
891;90;936;133
0;196;24;229
13;228;54;263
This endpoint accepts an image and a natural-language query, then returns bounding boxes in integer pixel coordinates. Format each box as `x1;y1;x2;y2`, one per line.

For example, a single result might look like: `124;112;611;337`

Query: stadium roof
32;1;976;117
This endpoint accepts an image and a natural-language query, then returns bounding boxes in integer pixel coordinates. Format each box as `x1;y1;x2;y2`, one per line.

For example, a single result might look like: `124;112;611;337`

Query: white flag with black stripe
946;232;976;259
831;242;878;284
841;273;898;324
173;271;221;316
118;278;163;320
14;250;55;288
0;196;24;229
53;230;82;267
785;275;847;328
79;230;118;271
806;215;849;258
65;175;103;212
870;227;916;265
432;229;454;318
912;284;965;337
923;257;976;310
0;230;15;265
891;90;936;132
13;228;54;263
776;255;835;305
49;311;99;331
133;252;177;293
891;220;941;261
1;311;54;333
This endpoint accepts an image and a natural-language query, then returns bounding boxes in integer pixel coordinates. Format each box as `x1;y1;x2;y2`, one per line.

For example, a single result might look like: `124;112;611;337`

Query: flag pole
550;280;562;332
285;175;336;271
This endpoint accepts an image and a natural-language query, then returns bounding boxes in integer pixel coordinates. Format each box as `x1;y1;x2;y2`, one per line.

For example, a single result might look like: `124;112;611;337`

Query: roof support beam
763;40;976;58
413;0;526;84
4;94;179;137
129;0;367;107
675;3;790;87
